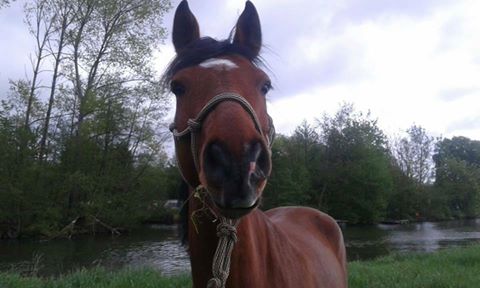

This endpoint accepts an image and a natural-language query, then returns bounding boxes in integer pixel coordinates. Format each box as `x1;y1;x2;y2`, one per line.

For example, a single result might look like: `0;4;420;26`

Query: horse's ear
172;0;200;53
233;1;262;58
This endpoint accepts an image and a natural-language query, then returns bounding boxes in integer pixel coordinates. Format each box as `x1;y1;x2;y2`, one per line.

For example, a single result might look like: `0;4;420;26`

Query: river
1;219;479;276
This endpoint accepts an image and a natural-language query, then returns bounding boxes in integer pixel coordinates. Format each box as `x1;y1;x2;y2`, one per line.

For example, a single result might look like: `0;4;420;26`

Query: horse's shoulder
265;206;346;264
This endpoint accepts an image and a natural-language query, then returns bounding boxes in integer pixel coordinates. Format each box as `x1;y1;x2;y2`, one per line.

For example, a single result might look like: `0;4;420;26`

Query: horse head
166;1;274;219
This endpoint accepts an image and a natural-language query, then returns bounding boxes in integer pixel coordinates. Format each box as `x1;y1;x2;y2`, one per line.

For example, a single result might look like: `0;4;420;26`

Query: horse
165;1;347;287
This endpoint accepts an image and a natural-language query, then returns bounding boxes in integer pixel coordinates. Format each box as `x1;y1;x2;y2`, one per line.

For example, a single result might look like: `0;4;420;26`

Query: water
343;219;480;261
0;225;190;276
1;219;480;276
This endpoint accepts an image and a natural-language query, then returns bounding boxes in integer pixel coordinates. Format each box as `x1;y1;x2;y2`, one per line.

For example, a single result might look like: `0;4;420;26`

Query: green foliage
316;104;392;223
263;135;312;209
0;0;176;239
386;163;418;220
264;105;479;223
433;138;480;219
264;104;393;224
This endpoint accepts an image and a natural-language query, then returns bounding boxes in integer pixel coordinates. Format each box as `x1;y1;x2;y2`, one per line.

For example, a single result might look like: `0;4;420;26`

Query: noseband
169;92;275;184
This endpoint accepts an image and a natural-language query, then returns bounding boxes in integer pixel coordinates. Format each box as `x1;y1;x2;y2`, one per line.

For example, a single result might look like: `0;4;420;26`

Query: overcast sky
1;0;479;141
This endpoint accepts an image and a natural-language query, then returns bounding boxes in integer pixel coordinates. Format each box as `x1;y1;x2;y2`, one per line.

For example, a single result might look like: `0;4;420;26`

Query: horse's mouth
214;199;260;219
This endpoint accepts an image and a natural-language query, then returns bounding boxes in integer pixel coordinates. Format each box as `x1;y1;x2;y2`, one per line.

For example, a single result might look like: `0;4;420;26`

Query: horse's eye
170;81;186;96
261;81;272;95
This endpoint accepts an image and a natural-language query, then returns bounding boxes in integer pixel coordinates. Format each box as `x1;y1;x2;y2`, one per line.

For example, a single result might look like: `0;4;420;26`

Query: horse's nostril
252;141;269;170
204;143;231;184
245;142;269;188
207;143;229;166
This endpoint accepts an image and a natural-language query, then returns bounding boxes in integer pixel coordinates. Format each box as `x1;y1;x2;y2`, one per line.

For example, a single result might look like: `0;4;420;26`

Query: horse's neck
228;210;275;287
188;202;291;287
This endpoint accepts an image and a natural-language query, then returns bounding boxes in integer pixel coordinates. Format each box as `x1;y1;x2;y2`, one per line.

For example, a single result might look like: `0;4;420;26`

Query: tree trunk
39;12;68;162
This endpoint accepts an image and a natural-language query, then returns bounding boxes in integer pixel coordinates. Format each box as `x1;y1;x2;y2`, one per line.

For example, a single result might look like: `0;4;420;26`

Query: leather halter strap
169;92;275;184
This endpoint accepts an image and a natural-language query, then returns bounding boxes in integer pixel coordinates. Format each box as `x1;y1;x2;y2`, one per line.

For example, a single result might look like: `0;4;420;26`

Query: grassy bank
2;245;480;287
0;268;191;288
349;244;480;287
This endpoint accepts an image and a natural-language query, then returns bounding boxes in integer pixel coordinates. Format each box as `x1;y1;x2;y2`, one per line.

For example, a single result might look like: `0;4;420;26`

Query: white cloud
0;1;32;96
261;0;480;140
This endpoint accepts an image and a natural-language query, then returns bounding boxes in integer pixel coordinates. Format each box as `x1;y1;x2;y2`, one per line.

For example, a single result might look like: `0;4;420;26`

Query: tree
0;0;174;238
433;137;480;219
392;125;436;184
37;0;74;161
0;83;52;238
316;104;392;223
385;160;419;220
24;0;171;163
434;137;480;167
291;120;319;165
387;125;436;220
24;0;55;132
34;0;173;212
263;135;312;209
0;0;14;9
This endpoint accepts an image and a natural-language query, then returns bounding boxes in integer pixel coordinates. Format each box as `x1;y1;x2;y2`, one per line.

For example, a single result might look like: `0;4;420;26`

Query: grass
0;268;191;288
2;245;480;287
348;244;480;287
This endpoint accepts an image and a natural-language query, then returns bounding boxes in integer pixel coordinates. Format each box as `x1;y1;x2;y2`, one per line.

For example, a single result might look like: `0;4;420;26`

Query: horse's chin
213;199;260;219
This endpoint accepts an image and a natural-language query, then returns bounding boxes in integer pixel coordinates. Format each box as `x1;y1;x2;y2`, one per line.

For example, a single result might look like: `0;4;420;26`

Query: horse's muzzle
203;141;269;219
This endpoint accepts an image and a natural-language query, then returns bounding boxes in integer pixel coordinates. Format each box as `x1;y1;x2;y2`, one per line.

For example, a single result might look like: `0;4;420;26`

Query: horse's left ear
233;1;262;58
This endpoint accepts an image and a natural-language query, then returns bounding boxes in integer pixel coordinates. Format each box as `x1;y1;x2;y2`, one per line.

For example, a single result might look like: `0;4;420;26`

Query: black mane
161;36;264;89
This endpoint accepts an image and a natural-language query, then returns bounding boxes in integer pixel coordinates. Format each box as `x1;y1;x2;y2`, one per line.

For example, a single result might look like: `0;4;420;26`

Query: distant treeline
262;104;480;224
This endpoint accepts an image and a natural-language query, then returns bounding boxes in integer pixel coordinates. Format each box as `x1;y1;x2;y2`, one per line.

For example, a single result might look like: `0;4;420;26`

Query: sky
1;0;479;141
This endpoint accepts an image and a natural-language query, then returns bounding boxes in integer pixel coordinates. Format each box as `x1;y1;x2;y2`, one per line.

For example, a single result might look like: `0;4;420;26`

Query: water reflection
343;219;480;261
1;220;480;276
0;225;190;276
103;238;190;276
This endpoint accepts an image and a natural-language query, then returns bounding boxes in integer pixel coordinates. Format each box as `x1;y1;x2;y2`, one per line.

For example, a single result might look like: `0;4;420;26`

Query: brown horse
165;1;347;287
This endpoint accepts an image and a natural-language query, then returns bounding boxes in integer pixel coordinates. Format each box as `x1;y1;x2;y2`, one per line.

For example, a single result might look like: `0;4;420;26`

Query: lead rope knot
207;217;240;288
216;222;238;242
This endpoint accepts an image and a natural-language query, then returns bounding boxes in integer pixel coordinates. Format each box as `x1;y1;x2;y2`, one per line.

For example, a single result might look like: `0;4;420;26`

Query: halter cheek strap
169;92;275;184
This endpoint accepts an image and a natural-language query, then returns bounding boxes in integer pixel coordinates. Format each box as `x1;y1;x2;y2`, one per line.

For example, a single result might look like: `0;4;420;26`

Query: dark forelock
161;36;265;89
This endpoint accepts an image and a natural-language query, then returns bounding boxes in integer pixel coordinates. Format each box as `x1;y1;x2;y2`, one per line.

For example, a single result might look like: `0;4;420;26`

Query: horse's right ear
172;0;200;53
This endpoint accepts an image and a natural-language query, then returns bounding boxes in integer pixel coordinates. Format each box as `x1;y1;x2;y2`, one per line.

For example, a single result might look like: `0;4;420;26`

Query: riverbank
349;244;480;287
1;244;480;287
0;268;191;288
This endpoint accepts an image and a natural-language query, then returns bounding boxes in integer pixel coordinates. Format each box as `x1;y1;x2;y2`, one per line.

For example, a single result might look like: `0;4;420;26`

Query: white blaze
199;58;238;70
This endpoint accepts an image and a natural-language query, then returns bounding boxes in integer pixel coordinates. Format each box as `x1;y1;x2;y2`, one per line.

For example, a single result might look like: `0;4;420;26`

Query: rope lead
207;217;239;288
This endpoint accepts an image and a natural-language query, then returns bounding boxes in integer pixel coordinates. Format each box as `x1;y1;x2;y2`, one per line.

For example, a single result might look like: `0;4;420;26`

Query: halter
169;92;275;288
169;91;275;186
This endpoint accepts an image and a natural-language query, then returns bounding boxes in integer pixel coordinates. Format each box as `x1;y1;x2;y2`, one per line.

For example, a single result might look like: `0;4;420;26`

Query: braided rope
188;186;240;288
207;217;240;288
